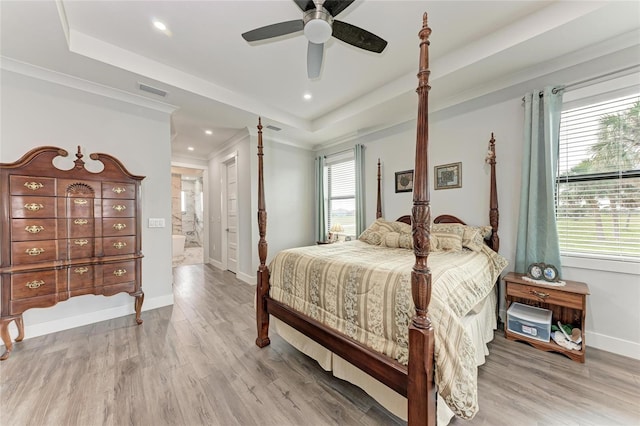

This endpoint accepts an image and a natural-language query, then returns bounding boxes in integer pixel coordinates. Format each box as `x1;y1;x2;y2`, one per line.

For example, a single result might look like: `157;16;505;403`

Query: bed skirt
273;288;497;425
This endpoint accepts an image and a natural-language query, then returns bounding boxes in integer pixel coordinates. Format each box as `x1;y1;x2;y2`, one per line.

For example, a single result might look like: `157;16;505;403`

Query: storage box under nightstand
507;302;552;342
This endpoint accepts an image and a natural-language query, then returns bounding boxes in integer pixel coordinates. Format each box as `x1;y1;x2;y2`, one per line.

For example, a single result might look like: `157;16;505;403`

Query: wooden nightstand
504;272;590;363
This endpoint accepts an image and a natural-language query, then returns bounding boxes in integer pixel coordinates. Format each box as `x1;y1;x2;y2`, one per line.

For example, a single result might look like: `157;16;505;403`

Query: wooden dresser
0;146;145;360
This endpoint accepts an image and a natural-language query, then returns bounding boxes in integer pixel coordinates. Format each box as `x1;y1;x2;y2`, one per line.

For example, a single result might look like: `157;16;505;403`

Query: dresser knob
25;248;45;256
25;225;45;234
73;199;88;205
24;203;44;212
113;242;127;249
113;269;127;277
74;219;89;225
25;280;45;289
112;187;126;194
112;205;126;212
113;223;127;231
74;267;89;275
74;239;89;247
23;182;44;191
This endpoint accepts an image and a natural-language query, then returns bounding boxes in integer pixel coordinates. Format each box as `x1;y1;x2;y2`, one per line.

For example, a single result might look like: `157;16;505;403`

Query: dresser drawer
68;264;97;291
11;196;56;218
11;240;59;265
102;182;136;200
102;199;135;218
67;237;96;259
11;218;58;241
66;196;96;218
66;218;95;238
103;261;136;285
506;282;583;309
103;236;135;256
10;175;56;196
102;218;136;237
11;269;57;299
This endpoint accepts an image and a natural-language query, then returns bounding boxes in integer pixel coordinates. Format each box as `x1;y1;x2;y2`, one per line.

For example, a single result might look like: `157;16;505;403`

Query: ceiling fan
241;0;387;79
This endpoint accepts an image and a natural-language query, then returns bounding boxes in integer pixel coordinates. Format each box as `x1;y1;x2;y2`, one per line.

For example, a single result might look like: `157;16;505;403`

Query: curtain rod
523;65;640;101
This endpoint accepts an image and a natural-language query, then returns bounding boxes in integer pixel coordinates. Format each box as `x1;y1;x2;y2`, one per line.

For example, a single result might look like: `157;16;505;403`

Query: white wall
251;136;316;269
207;131;315;284
326;97;639;359
0;69;174;340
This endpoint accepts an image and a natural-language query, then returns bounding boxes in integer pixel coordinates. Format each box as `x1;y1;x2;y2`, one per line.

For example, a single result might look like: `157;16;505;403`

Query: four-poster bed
255;15;505;426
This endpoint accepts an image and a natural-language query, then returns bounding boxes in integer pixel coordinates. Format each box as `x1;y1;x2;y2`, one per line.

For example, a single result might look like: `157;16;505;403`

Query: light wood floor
1;264;639;425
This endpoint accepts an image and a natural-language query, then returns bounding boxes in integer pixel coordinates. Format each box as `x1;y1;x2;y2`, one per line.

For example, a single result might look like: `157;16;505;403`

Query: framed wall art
434;162;462;190
395;169;414;193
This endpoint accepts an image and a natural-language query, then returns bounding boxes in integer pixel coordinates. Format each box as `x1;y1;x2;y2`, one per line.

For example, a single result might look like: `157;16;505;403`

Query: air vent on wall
266;125;281;131
138;82;168;98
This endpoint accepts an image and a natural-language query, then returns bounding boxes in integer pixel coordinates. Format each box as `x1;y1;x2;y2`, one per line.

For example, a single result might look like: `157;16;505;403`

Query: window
556;92;640;260
325;153;356;238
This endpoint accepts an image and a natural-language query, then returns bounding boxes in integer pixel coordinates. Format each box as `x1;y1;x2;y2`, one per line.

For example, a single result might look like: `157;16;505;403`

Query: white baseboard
237;271;256;285
586;330;640;360
208;258;223;270
207;258;254;285
3;294;174;346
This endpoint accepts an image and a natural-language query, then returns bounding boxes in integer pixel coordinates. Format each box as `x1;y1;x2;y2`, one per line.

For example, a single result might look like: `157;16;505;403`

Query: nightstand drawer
507;282;583;309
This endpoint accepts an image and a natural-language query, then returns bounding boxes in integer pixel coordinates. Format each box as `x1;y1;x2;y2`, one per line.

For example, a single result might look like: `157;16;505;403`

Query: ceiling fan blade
323;0;355;17
293;0;316;12
332;20;387;53
242;20;304;42
307;41;324;79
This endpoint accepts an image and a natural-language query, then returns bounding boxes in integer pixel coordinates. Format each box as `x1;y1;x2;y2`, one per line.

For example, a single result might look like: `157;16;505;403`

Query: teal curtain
315;155;326;242
515;87;564;275
354;144;366;236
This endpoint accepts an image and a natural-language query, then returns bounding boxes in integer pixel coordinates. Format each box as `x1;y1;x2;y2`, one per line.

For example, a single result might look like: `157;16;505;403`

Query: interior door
225;159;238;273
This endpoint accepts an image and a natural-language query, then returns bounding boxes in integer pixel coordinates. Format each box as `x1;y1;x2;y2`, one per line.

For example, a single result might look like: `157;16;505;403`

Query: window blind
325;158;356;237
556;93;640;259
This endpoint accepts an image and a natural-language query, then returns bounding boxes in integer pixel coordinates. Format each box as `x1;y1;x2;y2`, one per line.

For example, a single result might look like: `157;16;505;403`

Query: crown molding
1;56;178;114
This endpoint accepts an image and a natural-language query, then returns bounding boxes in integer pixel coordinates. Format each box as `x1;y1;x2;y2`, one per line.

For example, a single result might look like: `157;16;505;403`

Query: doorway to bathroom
171;166;205;267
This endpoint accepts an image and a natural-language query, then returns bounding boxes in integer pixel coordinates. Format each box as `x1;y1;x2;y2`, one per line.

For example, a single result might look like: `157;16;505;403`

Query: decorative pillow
431;223;464;251
462;225;493;252
429;234;439;251
389;220;412;234
359;218;396;245
398;232;413;250
383;232;401;248
381;231;414;249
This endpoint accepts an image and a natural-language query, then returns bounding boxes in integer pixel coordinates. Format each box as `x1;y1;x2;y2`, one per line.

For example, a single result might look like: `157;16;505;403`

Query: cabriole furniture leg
0;314;24;361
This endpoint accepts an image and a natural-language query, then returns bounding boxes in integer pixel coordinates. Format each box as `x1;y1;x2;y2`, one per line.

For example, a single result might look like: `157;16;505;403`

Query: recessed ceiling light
205;130;212;135
187;147;195;151
153;20;167;31
303;93;312;100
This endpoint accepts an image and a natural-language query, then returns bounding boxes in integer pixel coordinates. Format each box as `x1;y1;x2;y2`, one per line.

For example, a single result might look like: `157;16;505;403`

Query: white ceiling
1;1;639;160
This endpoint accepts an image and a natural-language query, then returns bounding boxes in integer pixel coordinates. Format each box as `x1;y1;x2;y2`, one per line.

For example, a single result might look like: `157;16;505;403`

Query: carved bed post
376;158;383;219
488;133;500;252
408;13;436;426
256;117;271;348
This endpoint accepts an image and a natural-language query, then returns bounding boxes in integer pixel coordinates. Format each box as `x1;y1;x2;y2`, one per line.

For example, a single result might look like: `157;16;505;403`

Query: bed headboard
392;133;500;254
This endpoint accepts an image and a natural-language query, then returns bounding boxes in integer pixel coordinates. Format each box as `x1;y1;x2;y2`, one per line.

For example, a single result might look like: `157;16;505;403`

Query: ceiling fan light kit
241;0;387;79
303;8;333;44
